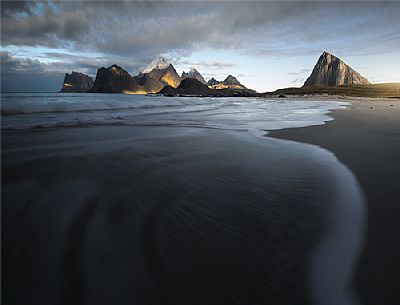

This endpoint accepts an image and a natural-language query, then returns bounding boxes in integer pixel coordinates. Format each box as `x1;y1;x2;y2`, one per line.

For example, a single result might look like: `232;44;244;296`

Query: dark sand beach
269;98;400;305
3;119;364;305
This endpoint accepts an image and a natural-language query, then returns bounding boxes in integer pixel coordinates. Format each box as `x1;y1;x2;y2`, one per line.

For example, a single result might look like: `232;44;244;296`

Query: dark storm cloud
2;1;400;62
1;51;92;75
3;1;399;58
1;0;30;15
1;51;42;72
1;1;89;48
1;51;65;92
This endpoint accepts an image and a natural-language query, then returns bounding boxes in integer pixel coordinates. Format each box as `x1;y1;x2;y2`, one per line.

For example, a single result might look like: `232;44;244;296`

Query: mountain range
61;57;253;96
208;75;248;90
159;78;256;97
88;61;182;94
61;52;371;96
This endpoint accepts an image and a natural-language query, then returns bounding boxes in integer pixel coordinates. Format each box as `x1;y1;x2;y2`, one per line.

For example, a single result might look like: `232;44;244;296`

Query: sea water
1;93;365;305
2;93;348;131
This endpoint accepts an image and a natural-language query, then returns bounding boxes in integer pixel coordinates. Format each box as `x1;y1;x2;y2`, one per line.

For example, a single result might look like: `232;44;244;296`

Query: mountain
133;73;165;93
207;77;220;86
304;52;370;86
137;63;182;90
210;75;247;90
159;78;213;96
89;65;139;93
181;67;207;84
142;57;170;73
223;75;241;85
90;61;182;94
60;71;93;92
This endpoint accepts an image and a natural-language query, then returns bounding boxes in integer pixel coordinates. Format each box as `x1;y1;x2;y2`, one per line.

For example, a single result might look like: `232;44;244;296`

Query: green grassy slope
262;83;400;98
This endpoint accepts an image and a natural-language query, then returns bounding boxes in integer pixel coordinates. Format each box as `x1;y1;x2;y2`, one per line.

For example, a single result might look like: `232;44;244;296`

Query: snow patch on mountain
143;57;170;73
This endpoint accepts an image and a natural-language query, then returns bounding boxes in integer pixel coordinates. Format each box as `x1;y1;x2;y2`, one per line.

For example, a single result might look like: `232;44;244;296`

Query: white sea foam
269;138;366;305
309;154;365;305
1;93;349;131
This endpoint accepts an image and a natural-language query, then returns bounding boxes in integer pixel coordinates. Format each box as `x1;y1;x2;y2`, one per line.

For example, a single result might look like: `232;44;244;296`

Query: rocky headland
60;71;94;92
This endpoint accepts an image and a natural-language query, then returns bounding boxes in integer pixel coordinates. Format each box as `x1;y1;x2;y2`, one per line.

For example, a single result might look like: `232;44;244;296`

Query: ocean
2;93;365;305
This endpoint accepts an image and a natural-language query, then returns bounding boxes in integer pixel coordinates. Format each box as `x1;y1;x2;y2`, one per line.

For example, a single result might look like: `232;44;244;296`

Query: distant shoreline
262;83;400;98
3;82;400;99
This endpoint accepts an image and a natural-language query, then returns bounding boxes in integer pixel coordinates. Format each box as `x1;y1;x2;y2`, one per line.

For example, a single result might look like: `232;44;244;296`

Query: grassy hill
262;83;400;98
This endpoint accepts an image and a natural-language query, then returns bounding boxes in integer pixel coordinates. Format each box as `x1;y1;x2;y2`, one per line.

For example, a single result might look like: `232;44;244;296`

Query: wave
1;93;349;132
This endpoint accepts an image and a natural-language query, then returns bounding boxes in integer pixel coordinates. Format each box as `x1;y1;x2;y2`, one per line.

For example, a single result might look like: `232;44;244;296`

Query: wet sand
269;98;400;305
2;125;364;305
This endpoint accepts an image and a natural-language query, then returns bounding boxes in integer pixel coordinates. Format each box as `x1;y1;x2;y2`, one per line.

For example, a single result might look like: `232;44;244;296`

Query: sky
1;0;400;93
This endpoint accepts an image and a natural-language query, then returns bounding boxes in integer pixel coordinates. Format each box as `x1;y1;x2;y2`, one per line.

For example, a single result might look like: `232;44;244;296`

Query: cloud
1;2;89;48
3;1;400;59
288;69;310;76
1;51;66;92
177;60;235;70
291;78;306;85
40;52;145;75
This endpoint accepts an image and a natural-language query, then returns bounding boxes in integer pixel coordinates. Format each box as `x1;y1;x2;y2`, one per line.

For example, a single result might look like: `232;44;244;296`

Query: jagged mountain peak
142;57;170;73
223;75;241;85
182;66;207;84
106;64;129;75
208;75;247;90
207;77;220;86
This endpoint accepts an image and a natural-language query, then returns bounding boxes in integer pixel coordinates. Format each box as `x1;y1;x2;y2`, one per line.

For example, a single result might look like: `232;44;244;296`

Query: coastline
268;98;400;305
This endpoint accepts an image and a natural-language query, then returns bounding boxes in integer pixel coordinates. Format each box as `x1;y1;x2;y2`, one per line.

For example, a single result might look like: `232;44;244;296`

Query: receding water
2;93;365;305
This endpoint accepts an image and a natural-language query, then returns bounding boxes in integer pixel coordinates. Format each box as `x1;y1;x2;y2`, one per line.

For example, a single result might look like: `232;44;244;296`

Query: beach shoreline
268;98;400;305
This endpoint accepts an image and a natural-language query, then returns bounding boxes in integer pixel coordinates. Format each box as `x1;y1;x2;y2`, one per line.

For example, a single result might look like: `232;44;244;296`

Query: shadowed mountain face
158;77;256;97
304;52;370;86
140;64;182;89
207;77;220;86
89;65;138;93
60;72;94;92
223;75;241;85
90;63;182;94
182;67;207;84
159;78;213;96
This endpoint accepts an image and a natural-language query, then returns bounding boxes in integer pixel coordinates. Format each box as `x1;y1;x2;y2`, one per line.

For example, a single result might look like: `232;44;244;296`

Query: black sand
269;98;400;305
2;125;363;305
